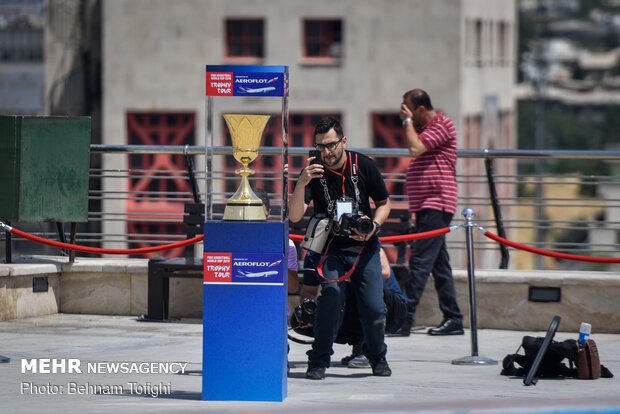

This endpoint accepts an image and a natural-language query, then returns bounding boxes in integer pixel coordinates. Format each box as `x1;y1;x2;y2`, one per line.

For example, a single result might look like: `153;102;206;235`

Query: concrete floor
0;314;619;414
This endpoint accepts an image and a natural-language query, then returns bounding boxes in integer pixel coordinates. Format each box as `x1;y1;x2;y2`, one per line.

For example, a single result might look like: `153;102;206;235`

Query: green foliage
517;101;620;152
517;100;616;196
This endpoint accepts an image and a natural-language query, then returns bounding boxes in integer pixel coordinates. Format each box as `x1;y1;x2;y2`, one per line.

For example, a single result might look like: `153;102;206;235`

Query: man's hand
298;158;324;186
289;157;321;223
400;103;413;121
350;215;375;242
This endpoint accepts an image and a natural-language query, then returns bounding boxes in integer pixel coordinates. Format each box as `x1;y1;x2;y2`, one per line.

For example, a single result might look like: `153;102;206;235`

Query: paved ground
0;314;619;414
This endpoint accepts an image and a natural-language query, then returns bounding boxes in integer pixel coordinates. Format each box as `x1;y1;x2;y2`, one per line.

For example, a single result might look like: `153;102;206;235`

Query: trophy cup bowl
222;114;271;221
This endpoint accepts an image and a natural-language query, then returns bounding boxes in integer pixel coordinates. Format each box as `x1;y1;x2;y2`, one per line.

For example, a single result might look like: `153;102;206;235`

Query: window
371;114;409;201
126;112;196;258
474;19;483;67
226;19;264;58
498;21;509;66
303;19;342;62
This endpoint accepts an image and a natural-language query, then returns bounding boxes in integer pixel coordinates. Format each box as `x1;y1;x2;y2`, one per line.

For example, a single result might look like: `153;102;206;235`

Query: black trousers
336;284;407;345
405;208;462;323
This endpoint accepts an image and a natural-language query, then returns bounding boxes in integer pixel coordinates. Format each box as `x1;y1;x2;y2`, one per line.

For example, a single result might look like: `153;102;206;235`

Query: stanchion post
452;208;497;366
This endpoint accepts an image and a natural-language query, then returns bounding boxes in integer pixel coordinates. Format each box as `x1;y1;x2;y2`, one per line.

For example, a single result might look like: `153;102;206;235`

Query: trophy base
223;203;267;221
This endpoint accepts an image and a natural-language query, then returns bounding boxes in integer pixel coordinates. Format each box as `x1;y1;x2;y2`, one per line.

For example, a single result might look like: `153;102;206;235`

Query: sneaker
347;354;370;368
340;343;363;365
371;358;392;377
372;357;392;377
305;366;326;380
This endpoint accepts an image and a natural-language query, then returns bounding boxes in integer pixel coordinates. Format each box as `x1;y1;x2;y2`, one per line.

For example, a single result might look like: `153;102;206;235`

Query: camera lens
357;218;374;235
302;300;317;315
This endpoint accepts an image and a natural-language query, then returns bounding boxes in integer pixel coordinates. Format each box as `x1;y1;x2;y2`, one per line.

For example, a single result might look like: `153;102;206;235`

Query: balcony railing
2;145;620;272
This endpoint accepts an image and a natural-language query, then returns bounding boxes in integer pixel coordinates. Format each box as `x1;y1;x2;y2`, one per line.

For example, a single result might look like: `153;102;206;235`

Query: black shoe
371;357;392;376
305;366;326;380
427;319;464;336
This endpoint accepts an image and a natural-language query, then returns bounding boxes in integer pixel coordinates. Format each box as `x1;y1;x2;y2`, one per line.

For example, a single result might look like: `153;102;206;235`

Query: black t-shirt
304;150;389;254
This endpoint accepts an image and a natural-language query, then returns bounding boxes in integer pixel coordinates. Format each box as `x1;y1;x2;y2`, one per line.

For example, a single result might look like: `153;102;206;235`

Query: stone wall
1;256;619;334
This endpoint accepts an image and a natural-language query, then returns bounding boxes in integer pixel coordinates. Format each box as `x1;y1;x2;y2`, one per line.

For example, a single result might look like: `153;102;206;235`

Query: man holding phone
289;117;392;380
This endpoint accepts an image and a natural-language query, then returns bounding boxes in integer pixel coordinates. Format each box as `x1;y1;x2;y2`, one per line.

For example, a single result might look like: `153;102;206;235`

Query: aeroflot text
21;359;187;375
234;261;271;267
235;78;275;84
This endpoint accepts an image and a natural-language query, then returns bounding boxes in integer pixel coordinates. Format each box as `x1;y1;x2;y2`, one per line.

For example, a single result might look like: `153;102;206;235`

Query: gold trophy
222;113;270;221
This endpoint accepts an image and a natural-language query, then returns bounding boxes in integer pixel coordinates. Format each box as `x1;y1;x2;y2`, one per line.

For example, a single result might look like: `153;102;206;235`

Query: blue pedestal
202;221;288;401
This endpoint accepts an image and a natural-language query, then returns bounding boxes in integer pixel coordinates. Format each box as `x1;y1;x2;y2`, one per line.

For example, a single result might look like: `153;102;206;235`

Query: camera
337;210;374;237
290;299;317;339
292;299;317;327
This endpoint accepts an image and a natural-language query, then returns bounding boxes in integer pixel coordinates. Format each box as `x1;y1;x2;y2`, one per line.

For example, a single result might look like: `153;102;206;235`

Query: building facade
44;0;517;268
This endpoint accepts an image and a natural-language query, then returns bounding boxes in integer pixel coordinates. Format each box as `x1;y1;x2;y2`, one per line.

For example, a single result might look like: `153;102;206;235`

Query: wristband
373;221;381;235
402;118;413;126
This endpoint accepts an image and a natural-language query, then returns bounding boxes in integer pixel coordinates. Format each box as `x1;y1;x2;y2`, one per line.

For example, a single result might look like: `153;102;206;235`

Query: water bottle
578;322;591;345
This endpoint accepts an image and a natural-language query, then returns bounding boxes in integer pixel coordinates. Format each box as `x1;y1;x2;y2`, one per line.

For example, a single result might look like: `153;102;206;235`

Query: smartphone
309;150;322;165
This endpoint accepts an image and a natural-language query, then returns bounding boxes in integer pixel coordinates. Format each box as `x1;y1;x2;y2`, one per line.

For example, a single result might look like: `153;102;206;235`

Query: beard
322;148;345;168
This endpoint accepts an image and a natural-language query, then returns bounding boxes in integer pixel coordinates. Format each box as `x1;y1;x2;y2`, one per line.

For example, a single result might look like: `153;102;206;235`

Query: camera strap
315;240;365;283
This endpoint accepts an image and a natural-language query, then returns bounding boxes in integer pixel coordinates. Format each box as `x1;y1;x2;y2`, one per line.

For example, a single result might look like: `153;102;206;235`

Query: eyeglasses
315;137;343;152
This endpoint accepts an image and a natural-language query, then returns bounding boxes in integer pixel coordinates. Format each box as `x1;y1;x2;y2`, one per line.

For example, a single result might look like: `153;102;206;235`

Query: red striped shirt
406;112;458;214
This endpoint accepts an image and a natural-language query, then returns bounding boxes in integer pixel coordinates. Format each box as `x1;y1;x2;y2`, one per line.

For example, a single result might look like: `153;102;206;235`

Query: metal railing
2;145;620;272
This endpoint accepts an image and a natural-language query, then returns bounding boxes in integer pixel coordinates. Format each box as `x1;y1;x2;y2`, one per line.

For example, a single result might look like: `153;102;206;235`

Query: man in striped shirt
398;89;464;336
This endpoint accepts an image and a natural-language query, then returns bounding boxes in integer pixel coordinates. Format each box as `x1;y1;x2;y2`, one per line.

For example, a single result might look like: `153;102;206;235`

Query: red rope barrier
3;222;448;255
9;218;617;264
289;234;303;242
483;229;620;263
380;227;451;243
7;226;204;255
289;227;451;244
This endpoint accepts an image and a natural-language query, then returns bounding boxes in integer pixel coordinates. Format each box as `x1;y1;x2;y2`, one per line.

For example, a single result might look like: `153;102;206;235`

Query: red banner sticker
206;72;233;96
203;252;232;282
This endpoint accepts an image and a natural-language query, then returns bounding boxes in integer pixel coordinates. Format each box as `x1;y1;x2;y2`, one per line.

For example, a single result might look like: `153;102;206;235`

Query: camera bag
501;336;578;378
301;215;333;254
575;339;601;379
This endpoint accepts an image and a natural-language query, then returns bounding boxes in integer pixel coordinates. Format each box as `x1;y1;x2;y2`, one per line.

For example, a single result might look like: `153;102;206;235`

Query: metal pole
4;223;11;264
281;94;289;221
69;222;77;262
466;209;479;357
533;7;547;271
452;208;497;365
484;157;509;268
205;96;214;221
184;144;202;204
